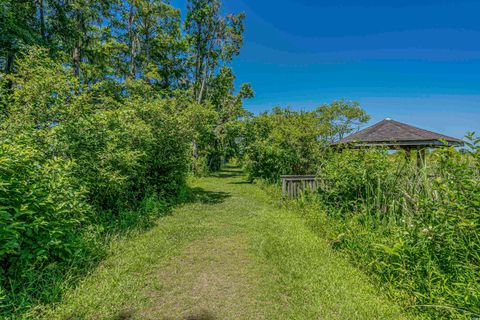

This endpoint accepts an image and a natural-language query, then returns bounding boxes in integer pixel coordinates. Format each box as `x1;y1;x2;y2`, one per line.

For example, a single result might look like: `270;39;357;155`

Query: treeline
1;0;253;172
1;0;248;97
0;0;252;317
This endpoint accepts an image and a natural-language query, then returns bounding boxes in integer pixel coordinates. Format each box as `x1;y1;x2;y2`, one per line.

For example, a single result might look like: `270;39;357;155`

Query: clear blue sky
173;0;480;139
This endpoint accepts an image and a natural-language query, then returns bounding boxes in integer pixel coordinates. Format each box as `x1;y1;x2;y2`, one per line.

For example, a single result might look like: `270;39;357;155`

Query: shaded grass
184;187;231;204
37;167;412;319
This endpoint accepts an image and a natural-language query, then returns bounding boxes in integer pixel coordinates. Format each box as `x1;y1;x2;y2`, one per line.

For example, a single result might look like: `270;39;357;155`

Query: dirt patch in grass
138;235;268;320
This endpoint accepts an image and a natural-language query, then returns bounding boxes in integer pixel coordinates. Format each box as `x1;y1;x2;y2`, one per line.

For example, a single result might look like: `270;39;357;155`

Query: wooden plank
279;175;321;199
280;175;316;181
280;175;316;179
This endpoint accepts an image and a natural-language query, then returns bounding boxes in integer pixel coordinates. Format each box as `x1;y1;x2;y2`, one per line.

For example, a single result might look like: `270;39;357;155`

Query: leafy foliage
241;100;369;181
0;136;89;272
0;48;193;317
0;0;253;316
293;141;480;319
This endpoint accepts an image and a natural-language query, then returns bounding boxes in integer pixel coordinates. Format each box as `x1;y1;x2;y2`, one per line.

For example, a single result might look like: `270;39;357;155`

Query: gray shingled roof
334;119;464;148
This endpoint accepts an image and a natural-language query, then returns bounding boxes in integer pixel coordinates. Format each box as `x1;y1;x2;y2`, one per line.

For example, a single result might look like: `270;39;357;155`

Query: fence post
282;177;287;197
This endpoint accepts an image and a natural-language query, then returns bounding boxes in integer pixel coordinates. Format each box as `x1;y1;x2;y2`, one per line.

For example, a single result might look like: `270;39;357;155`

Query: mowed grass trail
40;167;410;320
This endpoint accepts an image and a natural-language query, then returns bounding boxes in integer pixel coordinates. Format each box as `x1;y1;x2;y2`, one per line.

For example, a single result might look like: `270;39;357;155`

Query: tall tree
110;0;185;90
0;0;38;74
29;0;114;82
201;66;253;168
185;0;245;103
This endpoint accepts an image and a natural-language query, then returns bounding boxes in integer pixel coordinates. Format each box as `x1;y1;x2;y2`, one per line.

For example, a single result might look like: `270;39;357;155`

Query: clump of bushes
0;136;90;278
241;101;369;181
295;142;480;319
238;96;479;319
0;49;192;316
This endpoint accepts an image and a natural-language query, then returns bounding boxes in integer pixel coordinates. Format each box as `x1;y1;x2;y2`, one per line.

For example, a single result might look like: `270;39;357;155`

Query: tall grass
291;137;480;319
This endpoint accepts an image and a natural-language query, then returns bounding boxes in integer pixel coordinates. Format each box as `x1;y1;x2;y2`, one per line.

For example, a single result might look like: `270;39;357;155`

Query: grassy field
37;167;411;320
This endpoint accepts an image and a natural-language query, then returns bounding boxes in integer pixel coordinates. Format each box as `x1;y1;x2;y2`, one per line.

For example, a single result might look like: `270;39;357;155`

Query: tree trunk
5;52;14;74
72;45;81;77
39;0;46;40
193;140;199;159
144;26;150;83
72;9;82;78
128;4;136;79
197;19;217;103
4;52;14;89
197;62;208;104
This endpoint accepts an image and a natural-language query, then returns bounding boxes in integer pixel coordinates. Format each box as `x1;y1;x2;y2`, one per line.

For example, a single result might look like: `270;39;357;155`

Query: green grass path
42;167;409;320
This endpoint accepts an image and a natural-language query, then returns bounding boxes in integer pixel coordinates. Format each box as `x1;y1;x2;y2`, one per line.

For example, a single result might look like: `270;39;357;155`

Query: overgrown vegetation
0;0;252;317
1;0;478;319
298;143;480;319
0;48;192;317
241;100;369;181
242;106;479;319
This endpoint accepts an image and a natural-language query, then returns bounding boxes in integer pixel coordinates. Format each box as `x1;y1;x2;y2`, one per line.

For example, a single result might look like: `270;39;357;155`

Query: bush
241;108;325;181
0;137;89;270
0;48;193;317
295;142;480;319
241;101;369;182
0;136;92;312
57;95;190;211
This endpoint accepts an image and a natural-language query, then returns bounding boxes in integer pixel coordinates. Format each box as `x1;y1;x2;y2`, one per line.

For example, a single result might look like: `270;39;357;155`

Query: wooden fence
281;175;320;198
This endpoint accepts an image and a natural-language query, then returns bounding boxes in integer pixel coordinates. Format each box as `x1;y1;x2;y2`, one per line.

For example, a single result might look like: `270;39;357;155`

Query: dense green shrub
0;136;92;313
57;96;191;210
242;101;369;181
242;108;325;181
3;49;192;211
0;48;193;317
0;136;89;268
294;142;480;319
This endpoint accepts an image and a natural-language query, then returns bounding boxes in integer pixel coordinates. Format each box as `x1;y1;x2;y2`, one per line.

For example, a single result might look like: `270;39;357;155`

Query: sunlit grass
36;167;409;319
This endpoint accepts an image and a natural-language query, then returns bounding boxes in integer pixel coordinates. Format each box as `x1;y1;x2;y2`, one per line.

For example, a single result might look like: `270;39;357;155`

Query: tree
205;66;253;167
241;101;370;181
111;0;185;90
185;0;245;103
60;0;113;80
315;99;370;143
0;0;38;74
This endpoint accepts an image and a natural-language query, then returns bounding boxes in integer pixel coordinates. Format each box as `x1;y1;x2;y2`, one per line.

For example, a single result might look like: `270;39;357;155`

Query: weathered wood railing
281;175;320;198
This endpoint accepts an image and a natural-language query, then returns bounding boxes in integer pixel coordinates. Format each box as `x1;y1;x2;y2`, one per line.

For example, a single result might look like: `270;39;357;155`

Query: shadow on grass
184;310;217;320
7;170;236;318
228;181;252;185
214;172;239;178
185;187;231;205
114;309;135;320
209;165;244;179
